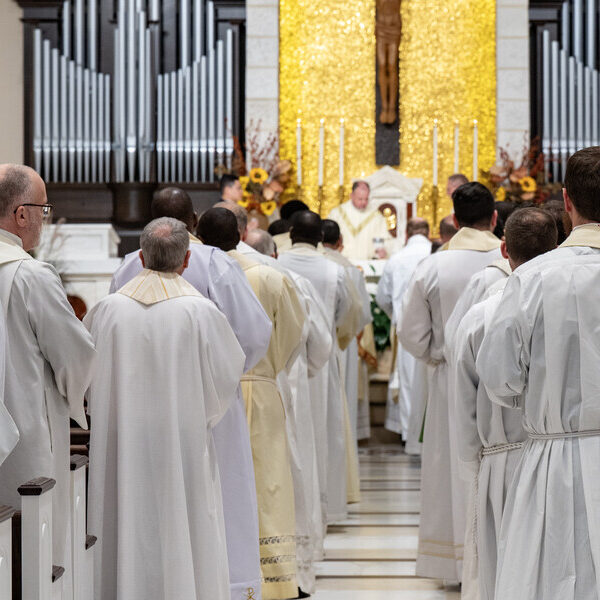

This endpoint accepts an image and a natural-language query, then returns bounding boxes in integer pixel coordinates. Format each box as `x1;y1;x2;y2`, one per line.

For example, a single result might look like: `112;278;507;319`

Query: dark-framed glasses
14;203;54;217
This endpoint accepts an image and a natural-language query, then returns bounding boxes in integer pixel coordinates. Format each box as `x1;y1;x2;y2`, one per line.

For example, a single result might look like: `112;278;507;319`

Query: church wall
246;0;280;145
0;0;24;164
496;0;530;158
278;0;497;225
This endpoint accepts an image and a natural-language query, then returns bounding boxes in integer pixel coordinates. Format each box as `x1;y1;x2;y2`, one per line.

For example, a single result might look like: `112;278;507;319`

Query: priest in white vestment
279;211;355;524
0;165;96;586
477;148;600;600
246;228;333;594
0;309;18;466
322;219;374;442
111;188;270;600
376;218;432;449
87;218;245;600
398;182;501;582
199;208;305;600
451;208;558;600
328;180;392;260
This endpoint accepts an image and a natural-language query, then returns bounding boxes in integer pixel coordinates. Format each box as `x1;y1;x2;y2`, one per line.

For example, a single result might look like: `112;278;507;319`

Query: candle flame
320;118;325;125
340;118;345;125
473;119;478;125
297;118;301;125
433;119;439;125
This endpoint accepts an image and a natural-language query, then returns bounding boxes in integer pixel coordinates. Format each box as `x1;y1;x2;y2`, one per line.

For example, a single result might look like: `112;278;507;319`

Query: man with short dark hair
451;208;557;600
279;211;358;524
328;180;392;260
209;208;305;600
86;217;245;600
477;146;600;600
321;218;373;443
111;187;271;600
220;173;244;203
376;218;432;453
197;207;241;252
398;181;501;583
0;164;96;589
438;214;458;249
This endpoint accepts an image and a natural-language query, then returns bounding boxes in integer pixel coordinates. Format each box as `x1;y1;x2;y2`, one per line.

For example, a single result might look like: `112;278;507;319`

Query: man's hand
375;247;388;259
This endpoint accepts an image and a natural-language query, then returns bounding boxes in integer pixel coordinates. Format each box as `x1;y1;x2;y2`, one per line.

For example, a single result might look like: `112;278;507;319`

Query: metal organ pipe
33;29;42;175
75;0;84;65
587;0;596;69
51;49;60;182
551;41;560;181
42;40;51;181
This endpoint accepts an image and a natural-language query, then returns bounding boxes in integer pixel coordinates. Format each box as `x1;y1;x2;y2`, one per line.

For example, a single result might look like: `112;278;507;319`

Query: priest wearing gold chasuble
328;180;392;260
198;208;305;600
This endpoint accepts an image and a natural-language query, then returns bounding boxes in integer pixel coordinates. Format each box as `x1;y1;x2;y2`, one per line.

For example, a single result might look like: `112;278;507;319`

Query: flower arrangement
228;120;294;218
484;138;562;204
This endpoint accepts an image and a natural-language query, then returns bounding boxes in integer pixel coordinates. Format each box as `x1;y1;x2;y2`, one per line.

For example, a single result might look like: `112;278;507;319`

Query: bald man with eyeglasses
0;164;96;596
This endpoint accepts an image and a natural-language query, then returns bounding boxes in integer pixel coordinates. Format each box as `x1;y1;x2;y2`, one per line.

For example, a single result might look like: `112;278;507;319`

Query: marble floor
313;446;461;599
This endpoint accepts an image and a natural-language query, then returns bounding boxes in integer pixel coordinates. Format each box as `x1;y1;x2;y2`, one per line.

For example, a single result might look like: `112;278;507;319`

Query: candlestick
318;118;325;187
472;119;479;181
432;119;438;187
453;121;459;173
296;118;302;186
339;118;345;187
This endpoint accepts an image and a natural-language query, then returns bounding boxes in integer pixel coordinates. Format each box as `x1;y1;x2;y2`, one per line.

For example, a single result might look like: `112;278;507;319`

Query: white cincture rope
529;429;600;440
480;441;524;458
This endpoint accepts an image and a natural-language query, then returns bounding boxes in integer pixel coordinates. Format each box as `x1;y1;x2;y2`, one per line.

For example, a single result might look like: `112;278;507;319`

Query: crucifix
375;0;401;165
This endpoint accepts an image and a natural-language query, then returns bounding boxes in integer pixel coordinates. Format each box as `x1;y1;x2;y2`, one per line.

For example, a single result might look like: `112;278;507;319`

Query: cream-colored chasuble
328;201;392;260
228;250;305;600
86;278;243;600
399;227;501;582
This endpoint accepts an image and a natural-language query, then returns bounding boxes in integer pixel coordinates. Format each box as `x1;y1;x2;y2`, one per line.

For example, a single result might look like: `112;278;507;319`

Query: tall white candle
432;119;439;187
318;118;325;187
296;118;302;186
472;119;479;181
453;121;459;173
339;118;345;187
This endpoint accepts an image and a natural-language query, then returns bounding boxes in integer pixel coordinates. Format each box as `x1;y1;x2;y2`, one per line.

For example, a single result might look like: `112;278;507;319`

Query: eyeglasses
14;203;54;217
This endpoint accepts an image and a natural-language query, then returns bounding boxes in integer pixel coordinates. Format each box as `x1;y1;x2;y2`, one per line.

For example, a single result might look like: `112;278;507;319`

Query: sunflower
260;201;277;216
237;198;250;209
239;175;250;190
249;168;269;184
496;187;507;202
519;176;537;193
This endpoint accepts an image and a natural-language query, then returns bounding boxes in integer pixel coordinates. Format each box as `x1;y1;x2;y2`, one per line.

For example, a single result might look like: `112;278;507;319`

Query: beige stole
490;258;512;276
337;204;380;238
447;227;501;252
0;234;32;267
227;248;261;272
560;223;600;249
118;269;201;305
189;232;202;245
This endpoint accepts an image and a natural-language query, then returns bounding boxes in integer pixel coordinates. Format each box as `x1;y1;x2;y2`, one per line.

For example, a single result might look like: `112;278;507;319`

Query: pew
0;504;15;598
17;477;65;600
70;456;95;600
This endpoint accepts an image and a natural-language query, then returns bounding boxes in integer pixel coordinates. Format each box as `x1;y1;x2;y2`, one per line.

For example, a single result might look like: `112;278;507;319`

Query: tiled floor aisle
314;446;461;599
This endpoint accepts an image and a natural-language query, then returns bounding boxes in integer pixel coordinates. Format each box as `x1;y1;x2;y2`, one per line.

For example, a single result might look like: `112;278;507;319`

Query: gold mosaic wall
279;0;497;225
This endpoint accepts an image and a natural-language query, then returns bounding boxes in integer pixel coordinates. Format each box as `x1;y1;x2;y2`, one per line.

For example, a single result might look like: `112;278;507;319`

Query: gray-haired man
85;217;245;600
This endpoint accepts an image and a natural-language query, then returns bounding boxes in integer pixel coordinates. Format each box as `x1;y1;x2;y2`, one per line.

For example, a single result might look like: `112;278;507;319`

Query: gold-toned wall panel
279;0;376;217
279;0;496;225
